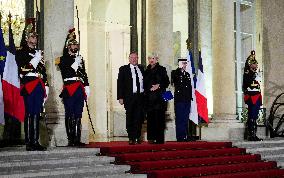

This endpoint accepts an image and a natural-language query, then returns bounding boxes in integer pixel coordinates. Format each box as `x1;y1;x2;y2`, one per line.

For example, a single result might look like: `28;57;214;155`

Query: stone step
0;147;100;155
1;164;131;178
233;138;284;169
246;146;284;156
40;173;147;178
0;155;114;168
0;160;124;175
262;154;284;167
234;139;284;148
0;147;100;163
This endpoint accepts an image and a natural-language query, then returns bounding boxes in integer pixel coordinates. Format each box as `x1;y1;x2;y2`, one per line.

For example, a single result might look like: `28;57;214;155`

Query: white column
212;0;236;117
44;0;89;146
86;1;108;141
148;0;175;141
148;0;173;67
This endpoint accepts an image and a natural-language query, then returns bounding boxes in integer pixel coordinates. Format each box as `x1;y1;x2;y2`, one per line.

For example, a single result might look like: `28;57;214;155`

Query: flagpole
0;12;2;28
8;12;12;27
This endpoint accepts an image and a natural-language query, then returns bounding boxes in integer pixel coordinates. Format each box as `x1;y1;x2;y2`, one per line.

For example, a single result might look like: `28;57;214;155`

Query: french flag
0;26;6;124
195;51;209;123
186;51;198;125
2;23;25;122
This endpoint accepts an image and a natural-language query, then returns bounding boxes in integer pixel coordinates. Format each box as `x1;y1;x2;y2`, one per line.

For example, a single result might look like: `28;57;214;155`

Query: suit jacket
117;64;144;103
144;63;170;110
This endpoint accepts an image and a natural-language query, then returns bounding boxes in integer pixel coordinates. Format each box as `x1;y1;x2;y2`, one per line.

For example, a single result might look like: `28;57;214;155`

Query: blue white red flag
0;26;6;124
186;51;198;124
195;51;209;123
2;23;25;122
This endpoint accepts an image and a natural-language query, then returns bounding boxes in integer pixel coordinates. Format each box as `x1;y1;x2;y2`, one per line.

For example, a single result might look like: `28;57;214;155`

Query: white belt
64;77;80;82
247;88;260;92
25;72;40;77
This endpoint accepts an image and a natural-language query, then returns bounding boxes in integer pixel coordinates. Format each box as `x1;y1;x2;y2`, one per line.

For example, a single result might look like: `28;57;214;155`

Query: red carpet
87;141;284;178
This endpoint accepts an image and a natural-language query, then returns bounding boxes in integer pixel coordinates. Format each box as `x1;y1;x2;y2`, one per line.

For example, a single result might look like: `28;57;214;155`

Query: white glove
29;50;42;68
43;86;49;105
84;86;90;98
71;55;83;71
255;72;262;83
71;61;79;71
75;55;83;67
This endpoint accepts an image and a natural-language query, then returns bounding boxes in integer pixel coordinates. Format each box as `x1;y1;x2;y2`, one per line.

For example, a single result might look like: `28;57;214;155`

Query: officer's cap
178;58;187;62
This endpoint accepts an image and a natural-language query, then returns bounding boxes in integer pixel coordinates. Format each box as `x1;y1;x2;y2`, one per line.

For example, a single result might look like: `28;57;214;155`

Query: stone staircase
0;146;146;178
233;138;284;168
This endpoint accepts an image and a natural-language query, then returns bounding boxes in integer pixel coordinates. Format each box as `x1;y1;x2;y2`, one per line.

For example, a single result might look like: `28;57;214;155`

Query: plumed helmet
247;50;258;66
65;28;79;46
63;28;79;55
20;18;38;47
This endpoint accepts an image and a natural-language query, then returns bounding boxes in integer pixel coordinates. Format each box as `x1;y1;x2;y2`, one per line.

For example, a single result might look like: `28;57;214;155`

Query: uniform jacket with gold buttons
171;68;192;102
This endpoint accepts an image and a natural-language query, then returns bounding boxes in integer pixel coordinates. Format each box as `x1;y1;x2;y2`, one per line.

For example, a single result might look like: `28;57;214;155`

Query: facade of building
1;0;284;145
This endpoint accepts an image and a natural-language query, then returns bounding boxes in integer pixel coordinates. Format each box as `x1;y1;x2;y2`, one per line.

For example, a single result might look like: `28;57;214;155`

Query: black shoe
68;140;75;146
74;142;86;147
129;140;136;145
148;140;156;144
26;144;36;151
135;139;142;144
187;137;197;142
177;139;187;142
253;136;263;141
155;140;164;144
33;142;47;151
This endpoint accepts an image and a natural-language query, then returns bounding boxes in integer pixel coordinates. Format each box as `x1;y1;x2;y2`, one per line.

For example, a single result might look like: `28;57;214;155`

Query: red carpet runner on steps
86;141;284;178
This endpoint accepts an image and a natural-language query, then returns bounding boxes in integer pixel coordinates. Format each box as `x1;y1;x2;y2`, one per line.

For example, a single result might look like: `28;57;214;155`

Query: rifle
76;5;96;136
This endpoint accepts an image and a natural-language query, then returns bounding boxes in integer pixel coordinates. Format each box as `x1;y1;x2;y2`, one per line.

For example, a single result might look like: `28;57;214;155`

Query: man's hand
85;86;90;98
150;84;160;91
119;99;124;105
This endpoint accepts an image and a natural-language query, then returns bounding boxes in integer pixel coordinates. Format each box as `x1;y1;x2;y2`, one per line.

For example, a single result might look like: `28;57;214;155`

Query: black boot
74;118;85;146
65;117;74;146
3;116;12;147
246;118;255;141
253;120;263;141
25;115;35;151
32;115;47;151
247;129;255;141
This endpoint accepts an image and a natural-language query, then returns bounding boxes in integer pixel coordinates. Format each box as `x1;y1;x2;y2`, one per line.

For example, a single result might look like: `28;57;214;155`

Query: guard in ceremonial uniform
243;50;262;141
56;28;90;146
171;58;193;142
16;18;49;151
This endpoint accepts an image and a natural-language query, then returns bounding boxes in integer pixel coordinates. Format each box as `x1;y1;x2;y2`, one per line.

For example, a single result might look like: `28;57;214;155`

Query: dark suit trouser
174;101;191;141
147;107;166;143
125;93;144;141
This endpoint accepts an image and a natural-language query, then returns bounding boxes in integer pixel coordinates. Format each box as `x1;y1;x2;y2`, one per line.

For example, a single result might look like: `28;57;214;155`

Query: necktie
134;67;140;93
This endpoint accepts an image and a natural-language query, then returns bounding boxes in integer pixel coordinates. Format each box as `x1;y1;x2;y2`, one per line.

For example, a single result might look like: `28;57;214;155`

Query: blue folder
162;91;174;101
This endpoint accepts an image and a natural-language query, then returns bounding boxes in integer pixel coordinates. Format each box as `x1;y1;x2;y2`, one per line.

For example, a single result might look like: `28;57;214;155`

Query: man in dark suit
117;52;144;145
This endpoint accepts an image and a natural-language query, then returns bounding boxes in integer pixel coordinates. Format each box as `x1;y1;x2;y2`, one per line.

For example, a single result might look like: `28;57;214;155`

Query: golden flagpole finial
8;12;12;25
186;38;192;50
